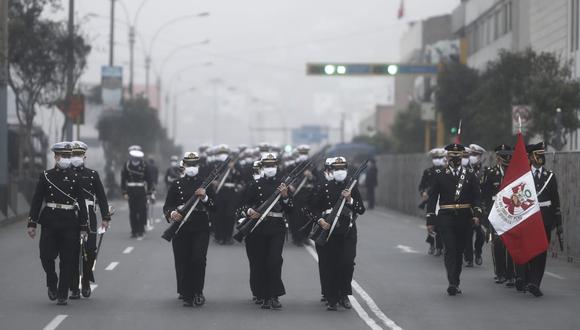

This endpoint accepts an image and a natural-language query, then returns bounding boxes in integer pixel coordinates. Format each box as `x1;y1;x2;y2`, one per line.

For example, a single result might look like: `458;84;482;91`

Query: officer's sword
93;206;115;271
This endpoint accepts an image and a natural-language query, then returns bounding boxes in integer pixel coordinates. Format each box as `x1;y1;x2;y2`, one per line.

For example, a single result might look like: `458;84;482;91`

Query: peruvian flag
397;0;404;19
488;133;548;264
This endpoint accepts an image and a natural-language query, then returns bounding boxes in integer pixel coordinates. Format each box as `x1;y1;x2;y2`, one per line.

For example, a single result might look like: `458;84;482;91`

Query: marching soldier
121;147;154;238
212;145;240;245
419;148;445;256
239;153;293;309
464;144;486;267
68;141;111;299
426;144;482;296
481;145;516;286
165;155;182;189
164;152;216;307
26;142;89;305
311;157;366;311
287;145;315;245
516;142;563;297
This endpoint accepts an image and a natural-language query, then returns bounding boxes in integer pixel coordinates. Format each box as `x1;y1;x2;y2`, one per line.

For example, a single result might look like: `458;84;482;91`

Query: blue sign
292;125;329;144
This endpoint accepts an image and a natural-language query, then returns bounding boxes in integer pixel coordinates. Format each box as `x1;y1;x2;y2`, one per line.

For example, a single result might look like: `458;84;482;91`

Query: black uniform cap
526;142;545;155
494;144;513;155
445;143;465;157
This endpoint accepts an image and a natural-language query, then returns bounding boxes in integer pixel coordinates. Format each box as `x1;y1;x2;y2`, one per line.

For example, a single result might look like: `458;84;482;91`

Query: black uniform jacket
532;167;562;231
426;166;482;226
73;166;111;222
28;167;89;230
419;166;438;195
163;174;216;232
310;178;366;235
480;165;505;217
239;175;294;235
121;160;154;195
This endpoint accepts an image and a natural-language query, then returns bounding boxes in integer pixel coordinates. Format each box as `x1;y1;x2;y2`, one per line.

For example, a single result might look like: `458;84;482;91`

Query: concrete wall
375;152;580;264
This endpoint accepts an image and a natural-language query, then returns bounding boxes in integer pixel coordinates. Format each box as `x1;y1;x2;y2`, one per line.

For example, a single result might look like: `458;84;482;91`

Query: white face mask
324;171;334;181
57;157;71;169
469;155;481;165
297;155;308;162
170;161;178;167
71;156;84;168
461;158;469;166
432;158;442;167
333;170;347;182
263;167;277;178
216;154;228;162
184;166;199;177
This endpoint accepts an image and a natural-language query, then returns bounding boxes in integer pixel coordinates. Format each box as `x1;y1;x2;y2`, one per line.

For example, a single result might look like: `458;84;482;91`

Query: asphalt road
1;201;579;330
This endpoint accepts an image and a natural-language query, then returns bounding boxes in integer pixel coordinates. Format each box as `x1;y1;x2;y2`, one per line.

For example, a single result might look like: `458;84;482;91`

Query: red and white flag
488;133;548;264
397;0;405;19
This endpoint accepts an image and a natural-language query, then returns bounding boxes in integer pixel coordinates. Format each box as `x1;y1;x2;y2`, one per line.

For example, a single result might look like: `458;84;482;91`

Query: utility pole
340;112;345;143
145;55;151;100
109;0;115;66
0;0;9;214
128;26;135;98
64;0;75;141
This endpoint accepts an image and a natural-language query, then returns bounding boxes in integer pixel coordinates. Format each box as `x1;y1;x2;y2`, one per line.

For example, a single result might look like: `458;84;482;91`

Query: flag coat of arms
488;133;548;264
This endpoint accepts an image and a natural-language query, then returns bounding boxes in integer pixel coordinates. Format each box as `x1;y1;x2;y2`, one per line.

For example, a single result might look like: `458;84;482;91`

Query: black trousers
128;193;147;235
70;207;97;290
438;214;472;286
172;230;210;300
516;227;551;287
213;188;237;243
464;225;485;262
366;186;375;209
288;207;307;243
316;227;357;304
245;231;286;299
40;225;79;300
491;235;515;279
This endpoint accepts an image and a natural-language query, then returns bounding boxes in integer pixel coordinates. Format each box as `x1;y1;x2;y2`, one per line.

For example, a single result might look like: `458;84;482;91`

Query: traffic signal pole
0;0;8;214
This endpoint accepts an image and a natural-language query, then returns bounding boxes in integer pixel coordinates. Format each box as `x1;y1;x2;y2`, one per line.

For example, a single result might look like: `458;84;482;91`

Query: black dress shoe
183;299;193;307
465;261;474;268
339;296;352;309
261;298;271;309
82;286;91;298
320;295;327;303
505;279;515;288
69;289;81;300
428;246;435;255
194;294;206;306
271;297;282;309
495;276;506;284
527;284;543;297
434;249;442;257
48;288;58;301
326;303;338;311
515;278;526;292
178;294;184;300
475;255;482;265
255;298;264;305
447;285;459;296
57;298;68;305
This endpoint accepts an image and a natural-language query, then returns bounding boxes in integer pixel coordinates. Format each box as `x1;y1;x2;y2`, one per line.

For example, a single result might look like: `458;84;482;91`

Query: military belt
267;212;284;218
46;202;76;210
223;183;236;188
439;204;472;210
85;200;95;206
539;201;552;207
127;182;146;187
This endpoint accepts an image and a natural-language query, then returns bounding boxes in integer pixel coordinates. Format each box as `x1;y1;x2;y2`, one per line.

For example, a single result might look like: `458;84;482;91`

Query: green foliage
391;102;427;153
436;49;580;149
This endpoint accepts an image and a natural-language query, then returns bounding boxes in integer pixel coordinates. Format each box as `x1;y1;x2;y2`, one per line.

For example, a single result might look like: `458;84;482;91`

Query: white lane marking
155;218;161;223
351;281;403;330
105;262;119;271
546;271;565;280
123;246;134;254
396;245;420;254
43;315;67;330
303;244;383;330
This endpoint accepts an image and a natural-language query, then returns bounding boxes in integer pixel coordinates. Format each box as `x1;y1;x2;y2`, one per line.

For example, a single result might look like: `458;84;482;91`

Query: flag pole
518;115;522;134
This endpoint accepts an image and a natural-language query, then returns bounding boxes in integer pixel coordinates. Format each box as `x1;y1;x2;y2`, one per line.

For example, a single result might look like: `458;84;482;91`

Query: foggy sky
54;0;460;150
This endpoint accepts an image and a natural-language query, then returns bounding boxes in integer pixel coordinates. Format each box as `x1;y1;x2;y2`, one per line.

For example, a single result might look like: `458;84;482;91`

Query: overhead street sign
306;63;439;76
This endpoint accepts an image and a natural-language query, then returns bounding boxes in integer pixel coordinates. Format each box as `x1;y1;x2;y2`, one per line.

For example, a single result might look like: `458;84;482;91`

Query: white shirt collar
531;166;543;174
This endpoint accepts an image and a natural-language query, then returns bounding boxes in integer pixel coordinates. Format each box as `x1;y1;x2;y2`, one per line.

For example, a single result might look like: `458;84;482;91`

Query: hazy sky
53;0;460;150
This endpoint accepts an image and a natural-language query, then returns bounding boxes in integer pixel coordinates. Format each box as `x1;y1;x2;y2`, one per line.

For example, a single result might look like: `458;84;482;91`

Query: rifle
161;158;230;242
233;158;312;243
557;229;564;252
292;150;327;196
310;159;369;246
215;154;242;194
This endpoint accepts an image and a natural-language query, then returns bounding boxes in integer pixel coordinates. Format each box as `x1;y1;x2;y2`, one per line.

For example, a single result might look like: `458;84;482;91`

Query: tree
352;132;393;154
391;102;427;153
8;0;91;168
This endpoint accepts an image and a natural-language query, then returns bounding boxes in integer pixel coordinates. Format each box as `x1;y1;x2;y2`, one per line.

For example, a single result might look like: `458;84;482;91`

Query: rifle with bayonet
162;158;230;242
215;154;242;194
309;159;369;246
291;147;329;196
233;158;311;243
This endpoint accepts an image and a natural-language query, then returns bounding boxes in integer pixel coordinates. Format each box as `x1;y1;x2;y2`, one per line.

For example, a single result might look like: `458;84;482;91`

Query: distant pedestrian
365;158;378;210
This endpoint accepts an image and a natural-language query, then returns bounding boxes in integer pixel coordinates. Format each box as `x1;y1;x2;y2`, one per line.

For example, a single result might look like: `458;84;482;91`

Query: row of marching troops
161;143;367;310
418;142;562;297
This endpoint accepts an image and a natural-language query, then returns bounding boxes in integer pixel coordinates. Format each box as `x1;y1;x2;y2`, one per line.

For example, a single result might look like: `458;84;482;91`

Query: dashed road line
546;271;565;280
155;218;161;223
396;245;420;254
105;262;119;271
43;315;67;330
123;246;134;254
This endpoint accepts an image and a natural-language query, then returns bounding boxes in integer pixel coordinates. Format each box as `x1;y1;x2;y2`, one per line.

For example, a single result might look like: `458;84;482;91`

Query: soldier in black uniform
121;148;154;238
27;142;89;305
239;153;293;309
419;148;445;256
212;144;240;245
464;144;486;267
165;155;182;189
287;145;315;246
68;141;111;299
364;158;378;210
426;144;482;296
516;142;563;297
481;145;516;286
164;152;216;307
311;157;366;311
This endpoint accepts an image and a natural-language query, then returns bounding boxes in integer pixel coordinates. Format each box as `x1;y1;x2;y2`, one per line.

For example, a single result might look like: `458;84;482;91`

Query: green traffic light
387;64;399;75
450;127;458;134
